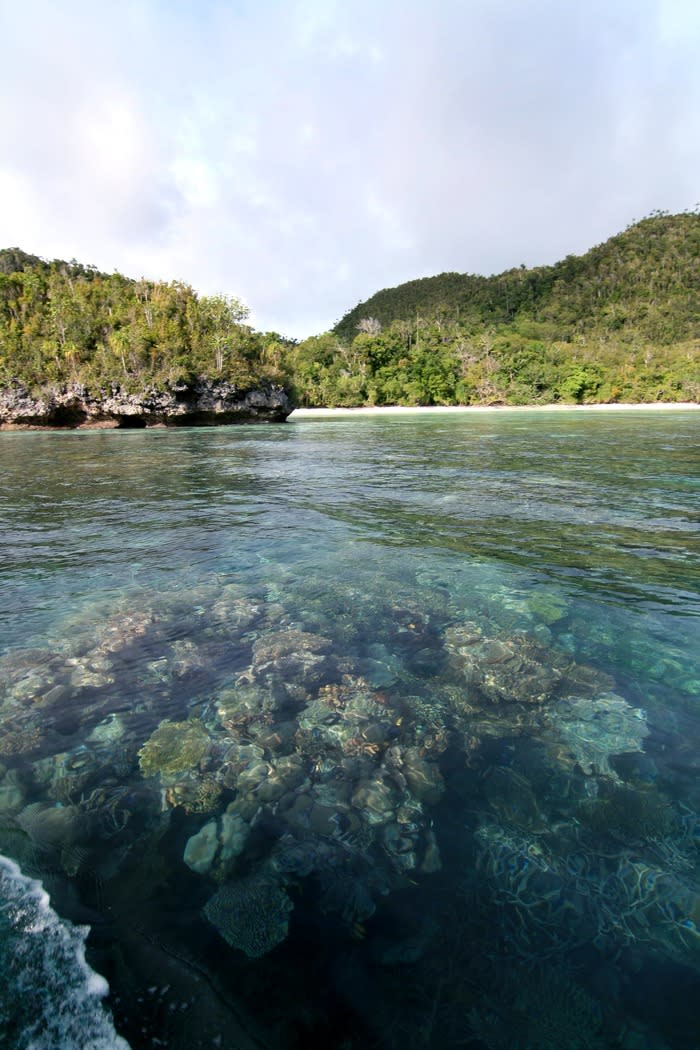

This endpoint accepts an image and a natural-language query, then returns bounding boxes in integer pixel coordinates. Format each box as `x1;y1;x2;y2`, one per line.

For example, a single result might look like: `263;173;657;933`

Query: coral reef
544;693;649;779
138;720;210;779
203;874;293;957
184;809;250;877
1;561;698;1046
469;965;604;1049
15;801;92;875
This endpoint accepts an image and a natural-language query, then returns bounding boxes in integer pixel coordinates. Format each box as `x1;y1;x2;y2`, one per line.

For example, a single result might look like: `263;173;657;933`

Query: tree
356;316;382;335
197;294;249;372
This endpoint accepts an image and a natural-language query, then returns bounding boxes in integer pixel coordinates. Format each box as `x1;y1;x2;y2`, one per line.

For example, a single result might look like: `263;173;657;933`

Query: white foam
0;853;131;1049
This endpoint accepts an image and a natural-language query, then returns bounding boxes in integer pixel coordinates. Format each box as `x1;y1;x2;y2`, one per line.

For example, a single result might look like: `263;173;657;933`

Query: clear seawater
0;409;698;1049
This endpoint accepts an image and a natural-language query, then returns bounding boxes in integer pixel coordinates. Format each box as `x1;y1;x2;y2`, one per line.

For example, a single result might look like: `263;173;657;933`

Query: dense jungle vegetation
1;211;698;406
0;248;288;392
290;210;699;406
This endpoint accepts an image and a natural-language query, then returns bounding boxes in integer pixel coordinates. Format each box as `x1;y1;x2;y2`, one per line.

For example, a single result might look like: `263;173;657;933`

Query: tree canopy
1;211;698;407
0;251;291;393
285;211;699;406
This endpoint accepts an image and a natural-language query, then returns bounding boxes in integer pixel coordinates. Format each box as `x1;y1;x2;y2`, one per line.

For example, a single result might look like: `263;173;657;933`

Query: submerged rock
15;801;92;875
184;820;219;875
184;809;251;876
400;747;445;805
527;592;570;626
352;777;398;826
544;693;649;779
249;629;335;695
446;630;563;705
0;769;25;815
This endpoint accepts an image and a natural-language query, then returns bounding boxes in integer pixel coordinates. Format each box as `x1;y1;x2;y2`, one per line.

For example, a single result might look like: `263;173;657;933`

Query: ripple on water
0;413;698;1049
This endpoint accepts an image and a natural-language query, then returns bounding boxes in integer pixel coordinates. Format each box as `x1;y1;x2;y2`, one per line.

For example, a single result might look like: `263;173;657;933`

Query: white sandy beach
290;402;699;418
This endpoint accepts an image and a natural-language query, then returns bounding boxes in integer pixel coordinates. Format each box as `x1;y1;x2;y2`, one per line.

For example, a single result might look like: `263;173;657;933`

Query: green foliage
2;212;698;408
558;366;602;404
335;211;700;344
0;252;292;394
291;211;699;407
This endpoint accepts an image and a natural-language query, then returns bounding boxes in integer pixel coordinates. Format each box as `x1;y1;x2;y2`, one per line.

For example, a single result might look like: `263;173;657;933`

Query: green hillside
335;211;700;343
285;211;698;407
1;211;698;409
0;250;289;393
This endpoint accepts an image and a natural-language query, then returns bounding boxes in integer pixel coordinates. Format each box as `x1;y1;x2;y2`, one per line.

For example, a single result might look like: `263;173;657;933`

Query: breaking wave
0;854;130;1050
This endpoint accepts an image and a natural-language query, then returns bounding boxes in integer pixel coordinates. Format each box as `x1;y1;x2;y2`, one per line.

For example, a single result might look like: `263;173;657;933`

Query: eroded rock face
0;380;293;428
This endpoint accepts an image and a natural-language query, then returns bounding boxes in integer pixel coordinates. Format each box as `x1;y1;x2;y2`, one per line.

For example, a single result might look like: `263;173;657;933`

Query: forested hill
284;211;699;407
0;249;289;393
334;212;700;343
2;211;699;412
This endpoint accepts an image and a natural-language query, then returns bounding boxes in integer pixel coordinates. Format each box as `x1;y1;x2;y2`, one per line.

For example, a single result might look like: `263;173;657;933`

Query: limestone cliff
0;380;293;429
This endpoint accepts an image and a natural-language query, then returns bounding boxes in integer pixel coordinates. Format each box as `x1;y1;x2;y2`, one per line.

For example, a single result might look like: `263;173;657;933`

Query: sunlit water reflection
0;410;699;1049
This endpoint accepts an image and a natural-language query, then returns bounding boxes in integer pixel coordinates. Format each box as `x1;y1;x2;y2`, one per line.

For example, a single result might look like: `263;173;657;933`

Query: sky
1;0;698;338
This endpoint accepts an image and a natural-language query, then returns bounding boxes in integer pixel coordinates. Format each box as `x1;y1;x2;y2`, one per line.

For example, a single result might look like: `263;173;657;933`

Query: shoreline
290;402;700;418
2;402;697;430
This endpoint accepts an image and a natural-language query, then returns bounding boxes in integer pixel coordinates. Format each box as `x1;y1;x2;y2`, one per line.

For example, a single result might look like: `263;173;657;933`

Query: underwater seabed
0;545;699;1050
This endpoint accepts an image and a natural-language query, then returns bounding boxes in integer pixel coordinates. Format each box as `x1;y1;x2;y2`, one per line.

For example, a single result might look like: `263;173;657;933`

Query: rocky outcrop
0;379;293;428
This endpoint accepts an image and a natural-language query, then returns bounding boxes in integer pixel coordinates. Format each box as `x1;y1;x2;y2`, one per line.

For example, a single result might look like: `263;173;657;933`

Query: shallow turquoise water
0;410;699;1049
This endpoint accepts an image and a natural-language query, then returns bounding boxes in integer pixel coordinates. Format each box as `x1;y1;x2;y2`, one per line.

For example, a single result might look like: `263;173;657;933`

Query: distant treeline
1;211;699;405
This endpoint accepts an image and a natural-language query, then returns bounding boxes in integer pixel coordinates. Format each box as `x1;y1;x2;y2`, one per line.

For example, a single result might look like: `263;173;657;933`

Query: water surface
1;410;699;1049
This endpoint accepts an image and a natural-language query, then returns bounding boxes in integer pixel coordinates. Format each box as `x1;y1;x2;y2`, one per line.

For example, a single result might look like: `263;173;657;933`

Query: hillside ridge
333;211;700;342
282;211;699;407
1;210;698;412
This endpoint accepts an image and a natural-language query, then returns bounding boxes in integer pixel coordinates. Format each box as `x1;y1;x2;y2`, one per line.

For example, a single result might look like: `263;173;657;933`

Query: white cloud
171;157;220;208
0;0;698;336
